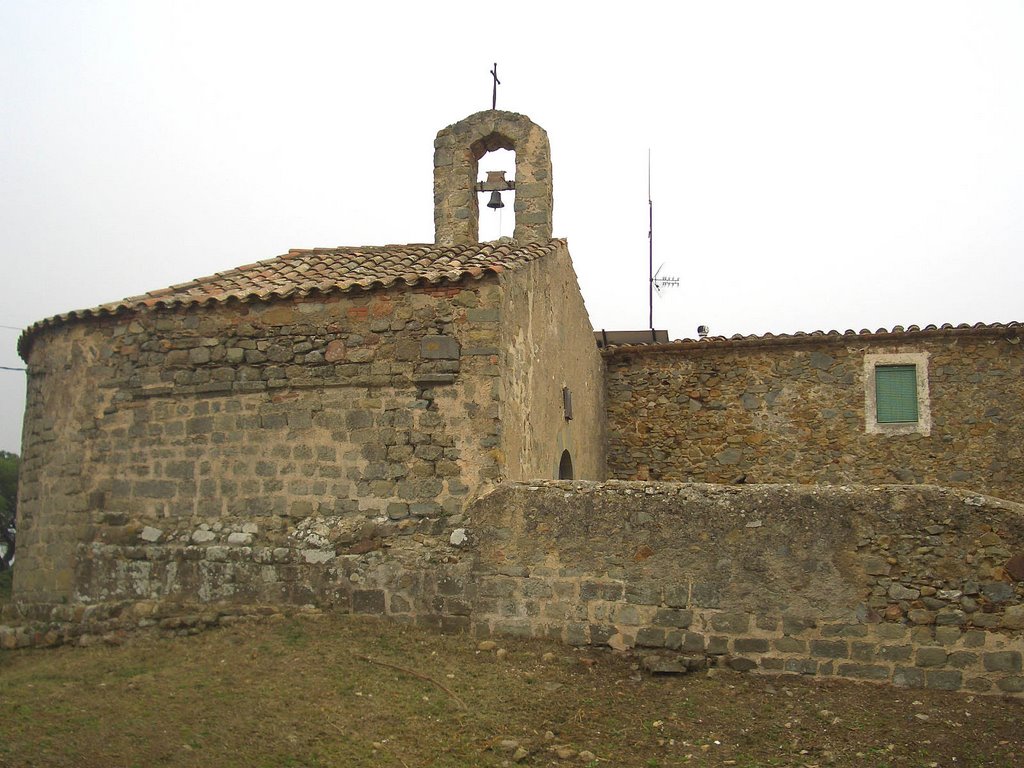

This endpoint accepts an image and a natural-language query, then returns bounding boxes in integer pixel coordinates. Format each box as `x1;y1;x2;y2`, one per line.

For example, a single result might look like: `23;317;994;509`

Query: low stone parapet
4;481;1022;695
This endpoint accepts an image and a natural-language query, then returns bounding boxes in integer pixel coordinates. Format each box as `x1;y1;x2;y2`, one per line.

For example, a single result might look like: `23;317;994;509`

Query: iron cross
490;63;500;110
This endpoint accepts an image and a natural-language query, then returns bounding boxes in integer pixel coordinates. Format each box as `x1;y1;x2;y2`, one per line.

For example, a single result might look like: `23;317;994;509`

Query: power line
0;366;26;372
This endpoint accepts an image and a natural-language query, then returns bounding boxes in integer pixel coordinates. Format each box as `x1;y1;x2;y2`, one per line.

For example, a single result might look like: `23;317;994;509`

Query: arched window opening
476;148;516;242
558;450;574;481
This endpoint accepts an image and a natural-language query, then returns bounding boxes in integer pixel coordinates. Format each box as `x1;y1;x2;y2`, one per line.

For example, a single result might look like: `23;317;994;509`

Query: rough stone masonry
3;481;1022;696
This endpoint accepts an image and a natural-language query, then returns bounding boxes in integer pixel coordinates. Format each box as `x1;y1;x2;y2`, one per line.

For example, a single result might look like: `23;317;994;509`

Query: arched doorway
558;450;574;480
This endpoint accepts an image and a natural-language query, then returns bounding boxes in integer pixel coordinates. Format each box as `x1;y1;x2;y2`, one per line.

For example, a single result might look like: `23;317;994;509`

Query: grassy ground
0;613;1020;768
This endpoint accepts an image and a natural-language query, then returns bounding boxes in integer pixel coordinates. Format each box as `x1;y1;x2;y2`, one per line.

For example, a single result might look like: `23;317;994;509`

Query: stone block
410;502;442;518
588;624;615;646
809;350;834;369
784;658;818;675
782;614;816;635
478;578;516;598
728;657;757;672
492;619;533;638
910;626;935;644
440;615;471;635
677;632;706;653
908;609;935;625
624;583;661;605
838;624;868;638
412;373;456;386
435;576;465;596
664;585;689;608
635;627;666;648
136;480;176;499
915;647;947;667
925;670;963;690
520;580;553;599
1001;604;1024;630
387;503;409;520
734;637;769;653
709;612;750;633
774;636;806;653
580;581;623;602
947;651;978;669
810;639;848;659
466;308;499;323
961;630;987;648
420;335;460;360
965;676;993;692
934;626;962;646
652;609;693;628
877;645;912;662
982;581;1015;603
850;642;876;661
935;609;967;626
351;590;386;614
983;651;1022;672
838;663;890;680
892;666;925;688
612;604;644;625
707;636;729;655
888;583;920;600
996;676;1024;693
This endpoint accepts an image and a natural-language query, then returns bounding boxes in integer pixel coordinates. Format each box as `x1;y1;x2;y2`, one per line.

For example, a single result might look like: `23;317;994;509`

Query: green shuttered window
875;365;918;423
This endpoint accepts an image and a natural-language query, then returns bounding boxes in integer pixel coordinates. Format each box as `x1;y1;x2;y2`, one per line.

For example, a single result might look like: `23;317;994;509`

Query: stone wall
500;242;606;481
6;480;1022;696
14;277;507;605
604;328;1024;502
464;482;1024;694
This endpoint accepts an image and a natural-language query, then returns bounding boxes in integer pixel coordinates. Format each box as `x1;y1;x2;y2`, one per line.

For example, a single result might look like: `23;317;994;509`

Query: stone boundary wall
5;481;1022;696
604;330;1024;502
464;482;1024;695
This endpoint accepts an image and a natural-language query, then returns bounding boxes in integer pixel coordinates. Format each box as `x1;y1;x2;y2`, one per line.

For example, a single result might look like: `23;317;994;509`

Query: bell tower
433;110;554;246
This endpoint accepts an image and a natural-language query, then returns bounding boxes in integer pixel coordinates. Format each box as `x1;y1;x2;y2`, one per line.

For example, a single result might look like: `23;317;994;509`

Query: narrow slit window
875;365;918;423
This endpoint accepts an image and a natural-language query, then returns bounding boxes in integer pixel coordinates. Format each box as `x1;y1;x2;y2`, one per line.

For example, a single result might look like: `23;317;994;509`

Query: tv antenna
648;150;678;329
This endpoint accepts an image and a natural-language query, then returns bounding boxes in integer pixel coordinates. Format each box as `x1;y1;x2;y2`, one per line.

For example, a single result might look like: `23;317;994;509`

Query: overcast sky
1;1;1022;454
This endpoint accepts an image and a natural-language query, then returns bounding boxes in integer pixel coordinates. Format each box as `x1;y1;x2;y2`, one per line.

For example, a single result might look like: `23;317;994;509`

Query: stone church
8;109;1024;696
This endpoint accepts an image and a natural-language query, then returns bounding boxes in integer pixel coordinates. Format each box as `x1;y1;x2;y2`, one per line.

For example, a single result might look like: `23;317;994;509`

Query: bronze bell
486;190;504;209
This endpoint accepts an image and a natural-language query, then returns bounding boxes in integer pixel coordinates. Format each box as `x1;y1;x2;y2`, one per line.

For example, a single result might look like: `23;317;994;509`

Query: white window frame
864;351;931;436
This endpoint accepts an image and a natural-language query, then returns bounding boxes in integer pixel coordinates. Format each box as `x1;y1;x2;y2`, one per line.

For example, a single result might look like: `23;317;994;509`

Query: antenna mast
648;151;654;330
647;151;679;330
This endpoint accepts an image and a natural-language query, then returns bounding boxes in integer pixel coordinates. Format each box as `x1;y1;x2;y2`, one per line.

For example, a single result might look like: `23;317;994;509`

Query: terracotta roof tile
19;239;562;358
601;322;1024;354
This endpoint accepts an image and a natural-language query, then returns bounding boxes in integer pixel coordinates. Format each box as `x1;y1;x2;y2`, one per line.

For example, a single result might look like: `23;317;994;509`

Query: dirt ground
1;613;1020;767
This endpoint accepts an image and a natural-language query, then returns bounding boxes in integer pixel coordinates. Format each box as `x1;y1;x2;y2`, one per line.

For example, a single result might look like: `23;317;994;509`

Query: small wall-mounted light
562;386;573;421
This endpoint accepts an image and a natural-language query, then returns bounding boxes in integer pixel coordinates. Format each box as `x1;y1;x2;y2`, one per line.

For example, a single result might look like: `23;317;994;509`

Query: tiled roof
601;322;1024;354
19;240;562;357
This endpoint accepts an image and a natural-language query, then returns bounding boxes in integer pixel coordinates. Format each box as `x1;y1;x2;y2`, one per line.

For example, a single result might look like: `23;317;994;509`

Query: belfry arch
433;110;553;245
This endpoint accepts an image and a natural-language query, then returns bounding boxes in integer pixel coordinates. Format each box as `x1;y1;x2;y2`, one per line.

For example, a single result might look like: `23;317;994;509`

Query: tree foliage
0;450;18;570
